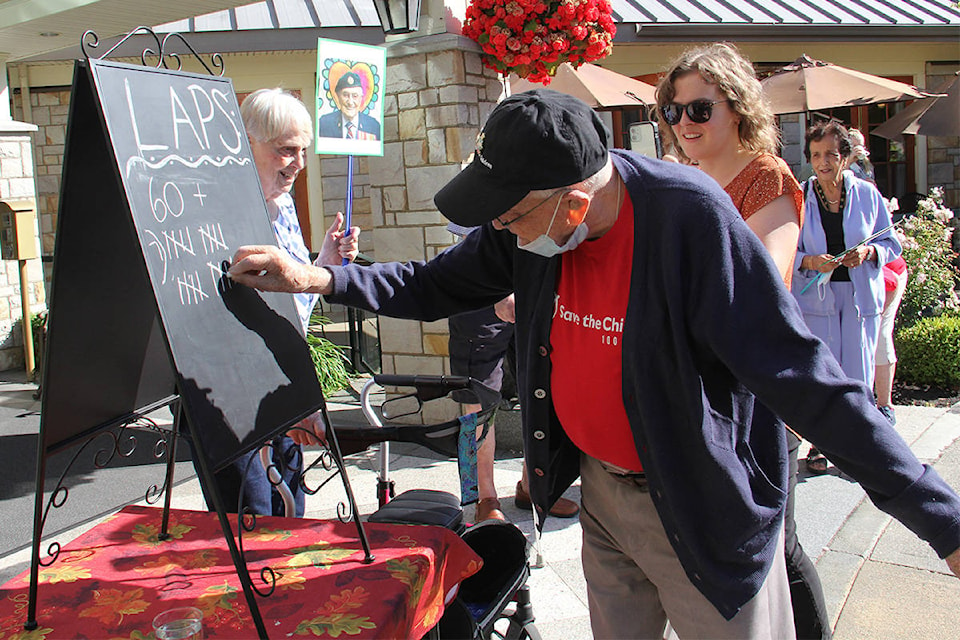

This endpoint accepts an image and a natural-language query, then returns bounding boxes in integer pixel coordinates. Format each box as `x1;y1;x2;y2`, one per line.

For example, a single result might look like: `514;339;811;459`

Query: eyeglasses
496;188;570;228
275;145;308;159
659;99;729;126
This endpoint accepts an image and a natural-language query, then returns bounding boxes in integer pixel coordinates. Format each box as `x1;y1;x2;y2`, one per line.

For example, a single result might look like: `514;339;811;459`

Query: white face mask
517;195;589;258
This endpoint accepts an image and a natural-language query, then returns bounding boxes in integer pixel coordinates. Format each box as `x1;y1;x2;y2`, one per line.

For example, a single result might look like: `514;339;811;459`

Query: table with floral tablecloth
0;505;482;639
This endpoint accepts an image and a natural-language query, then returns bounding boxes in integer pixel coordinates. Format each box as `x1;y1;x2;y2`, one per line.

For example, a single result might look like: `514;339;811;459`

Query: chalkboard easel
24;31;370;638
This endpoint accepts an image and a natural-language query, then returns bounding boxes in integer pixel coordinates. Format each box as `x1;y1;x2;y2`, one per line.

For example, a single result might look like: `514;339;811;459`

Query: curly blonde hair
656;43;779;162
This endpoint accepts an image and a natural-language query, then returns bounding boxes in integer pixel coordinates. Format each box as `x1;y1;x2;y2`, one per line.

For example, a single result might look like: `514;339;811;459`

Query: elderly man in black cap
317;71;381;141
229;89;960;639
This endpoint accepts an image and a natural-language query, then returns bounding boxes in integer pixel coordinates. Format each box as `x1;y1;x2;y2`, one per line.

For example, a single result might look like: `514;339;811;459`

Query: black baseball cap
435;89;610;227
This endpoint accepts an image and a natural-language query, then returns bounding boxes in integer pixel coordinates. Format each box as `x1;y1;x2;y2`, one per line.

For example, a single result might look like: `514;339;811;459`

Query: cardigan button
534;388;546;399
533;467;545;477
538;345;548;356
533;430;546;440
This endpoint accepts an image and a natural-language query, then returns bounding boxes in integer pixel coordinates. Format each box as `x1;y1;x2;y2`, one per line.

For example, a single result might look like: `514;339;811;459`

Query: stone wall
778;113;805;178
12;87;70;281
924;65;959;210
322;37;503;423
0;132;45;372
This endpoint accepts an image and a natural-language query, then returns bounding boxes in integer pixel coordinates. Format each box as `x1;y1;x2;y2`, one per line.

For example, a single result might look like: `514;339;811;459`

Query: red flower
463;0;617;84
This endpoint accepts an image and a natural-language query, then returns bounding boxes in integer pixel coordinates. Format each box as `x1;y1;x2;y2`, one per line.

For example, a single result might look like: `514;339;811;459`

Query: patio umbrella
872;72;959;142
761;54;938;115
509;62;657;109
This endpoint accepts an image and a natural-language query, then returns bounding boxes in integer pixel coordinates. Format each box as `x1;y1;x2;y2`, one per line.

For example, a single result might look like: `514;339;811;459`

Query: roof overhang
618;24;960;44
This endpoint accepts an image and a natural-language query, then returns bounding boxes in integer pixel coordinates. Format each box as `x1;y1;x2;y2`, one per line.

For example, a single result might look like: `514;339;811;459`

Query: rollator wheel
491;620;541;640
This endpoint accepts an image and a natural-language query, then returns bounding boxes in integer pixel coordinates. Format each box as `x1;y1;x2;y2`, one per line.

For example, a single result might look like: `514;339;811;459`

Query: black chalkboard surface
40;58;324;472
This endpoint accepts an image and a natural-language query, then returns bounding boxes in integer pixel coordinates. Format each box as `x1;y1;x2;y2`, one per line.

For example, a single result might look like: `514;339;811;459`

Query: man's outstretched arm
230;245;333;294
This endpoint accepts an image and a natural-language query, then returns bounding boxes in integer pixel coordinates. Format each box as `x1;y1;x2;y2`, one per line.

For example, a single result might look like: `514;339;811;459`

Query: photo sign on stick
43;58;323;470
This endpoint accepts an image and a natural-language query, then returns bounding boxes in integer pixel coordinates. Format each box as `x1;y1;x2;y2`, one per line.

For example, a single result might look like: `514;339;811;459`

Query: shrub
30;310;47;381
307;312;353;396
896;187;959;328
895;314;960;389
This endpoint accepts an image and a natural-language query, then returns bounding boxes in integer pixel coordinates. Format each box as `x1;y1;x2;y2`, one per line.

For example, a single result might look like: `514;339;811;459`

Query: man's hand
947;547;960;579
316;212;360;266
287;411;327;446
494;293;516;323
228;245;333;294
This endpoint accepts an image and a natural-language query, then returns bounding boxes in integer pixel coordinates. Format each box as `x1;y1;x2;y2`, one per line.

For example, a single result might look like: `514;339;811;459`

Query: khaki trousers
580;454;795;639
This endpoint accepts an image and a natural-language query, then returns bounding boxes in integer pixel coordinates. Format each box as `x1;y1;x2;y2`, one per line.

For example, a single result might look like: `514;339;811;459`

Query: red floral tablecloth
0;506;482;639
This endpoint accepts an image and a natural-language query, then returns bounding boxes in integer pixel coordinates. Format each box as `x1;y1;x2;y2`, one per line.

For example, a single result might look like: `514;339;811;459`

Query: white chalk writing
177;271;209;305
197;223;228;255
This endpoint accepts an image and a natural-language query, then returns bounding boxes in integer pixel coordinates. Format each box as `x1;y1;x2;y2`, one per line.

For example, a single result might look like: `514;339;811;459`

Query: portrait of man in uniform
317;71;381;141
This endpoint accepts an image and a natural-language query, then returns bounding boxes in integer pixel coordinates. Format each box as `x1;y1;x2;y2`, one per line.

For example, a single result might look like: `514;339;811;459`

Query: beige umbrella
509;62;657;109
761;55;938;115
872;72;959;142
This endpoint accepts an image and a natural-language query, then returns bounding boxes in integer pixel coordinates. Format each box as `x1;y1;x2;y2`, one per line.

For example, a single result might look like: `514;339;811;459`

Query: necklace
815;179;843;209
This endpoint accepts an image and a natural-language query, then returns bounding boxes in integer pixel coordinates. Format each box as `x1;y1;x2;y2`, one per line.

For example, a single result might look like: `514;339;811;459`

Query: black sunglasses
659;99;728;126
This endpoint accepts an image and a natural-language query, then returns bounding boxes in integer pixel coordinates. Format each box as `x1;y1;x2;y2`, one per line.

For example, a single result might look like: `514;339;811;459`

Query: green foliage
31;310;47;332
30;310;47;380
307;312;353;396
895;314;960;390
897;187;959;328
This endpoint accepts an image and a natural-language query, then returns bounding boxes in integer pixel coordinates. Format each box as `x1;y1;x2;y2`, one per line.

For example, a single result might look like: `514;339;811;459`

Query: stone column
924;65;959;211
332;28;505;422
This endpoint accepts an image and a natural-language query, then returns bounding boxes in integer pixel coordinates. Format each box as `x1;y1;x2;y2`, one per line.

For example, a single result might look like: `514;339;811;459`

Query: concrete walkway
1;370;958;638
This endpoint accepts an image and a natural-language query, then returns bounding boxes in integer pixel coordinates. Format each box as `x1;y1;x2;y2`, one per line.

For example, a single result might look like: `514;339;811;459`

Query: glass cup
152;606;204;640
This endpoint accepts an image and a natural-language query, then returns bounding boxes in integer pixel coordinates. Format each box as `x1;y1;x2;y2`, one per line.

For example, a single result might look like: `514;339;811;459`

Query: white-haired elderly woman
207;88;359;518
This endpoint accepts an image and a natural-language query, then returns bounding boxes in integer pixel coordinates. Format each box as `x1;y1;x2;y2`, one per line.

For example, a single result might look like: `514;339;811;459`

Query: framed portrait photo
316;38;386;157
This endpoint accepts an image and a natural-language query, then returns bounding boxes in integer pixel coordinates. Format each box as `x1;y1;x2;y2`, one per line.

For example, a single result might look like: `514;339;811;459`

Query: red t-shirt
550;194;642;472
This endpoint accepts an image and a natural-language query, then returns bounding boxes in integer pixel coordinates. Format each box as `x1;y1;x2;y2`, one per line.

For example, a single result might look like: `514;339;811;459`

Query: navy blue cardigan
326;150;960;619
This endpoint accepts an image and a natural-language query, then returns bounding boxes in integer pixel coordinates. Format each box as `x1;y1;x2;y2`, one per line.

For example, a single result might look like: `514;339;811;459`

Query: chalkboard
40;58;324;472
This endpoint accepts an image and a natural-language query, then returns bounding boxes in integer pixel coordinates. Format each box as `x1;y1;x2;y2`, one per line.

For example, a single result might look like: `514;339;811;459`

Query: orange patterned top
724;153;804;286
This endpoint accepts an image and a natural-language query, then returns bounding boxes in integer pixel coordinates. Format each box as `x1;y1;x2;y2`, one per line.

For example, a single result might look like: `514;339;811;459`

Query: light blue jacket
792;171;901;316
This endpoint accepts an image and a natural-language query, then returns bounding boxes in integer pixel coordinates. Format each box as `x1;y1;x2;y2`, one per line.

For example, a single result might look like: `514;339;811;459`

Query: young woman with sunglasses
657;43;829;640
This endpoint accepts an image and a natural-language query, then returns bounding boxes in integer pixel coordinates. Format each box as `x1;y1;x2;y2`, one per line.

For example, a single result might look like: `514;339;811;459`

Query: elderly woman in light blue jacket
792;120;901;393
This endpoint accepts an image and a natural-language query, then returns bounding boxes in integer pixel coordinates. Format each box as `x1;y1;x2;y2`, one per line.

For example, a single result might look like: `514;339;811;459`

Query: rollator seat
368;489;465;534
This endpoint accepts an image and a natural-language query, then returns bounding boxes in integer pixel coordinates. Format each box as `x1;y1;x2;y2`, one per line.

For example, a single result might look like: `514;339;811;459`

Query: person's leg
665;526;795;640
516;465;580;518
274;436;306;517
784;430;832;640
804;283;849;474
448;307;511;522
873;362;896;408
875;270;907;415
210;448;276;516
581;454;795;639
469;403;504;521
834;282;880;390
580;454;667;639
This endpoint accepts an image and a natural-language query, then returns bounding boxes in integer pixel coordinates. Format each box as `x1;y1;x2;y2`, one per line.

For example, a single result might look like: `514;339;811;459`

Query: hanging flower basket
463;0;616;85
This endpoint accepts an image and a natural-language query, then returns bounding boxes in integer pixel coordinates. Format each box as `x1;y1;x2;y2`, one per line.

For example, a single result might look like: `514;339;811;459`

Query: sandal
514;481;580;518
805;448;829;475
